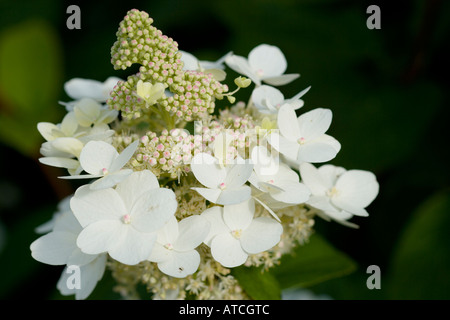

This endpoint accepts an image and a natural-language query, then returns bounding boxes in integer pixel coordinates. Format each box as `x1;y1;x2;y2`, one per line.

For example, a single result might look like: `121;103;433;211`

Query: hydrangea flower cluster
30;9;379;300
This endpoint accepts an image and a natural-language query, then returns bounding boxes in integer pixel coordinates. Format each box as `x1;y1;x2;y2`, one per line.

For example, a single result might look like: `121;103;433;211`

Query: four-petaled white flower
64;77;122;102
148;215;210;278
201;199;283;268
249;146;311;211
60;140;139;190
268;104;341;164
30;209;107;300
299;162;379;227
190;152;254;205
70;170;177;265
252;85;311;114
180;50;232;81
225;44;299;86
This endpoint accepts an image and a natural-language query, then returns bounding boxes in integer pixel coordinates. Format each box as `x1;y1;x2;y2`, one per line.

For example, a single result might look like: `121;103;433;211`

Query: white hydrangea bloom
38;101;116;175
190;152;253;205
225;44;299;86
60;140;139;190
201;199;283;268
299;162;379;226
268;104;341;165
148;215;210;278
249;146;311;207
252;85;310;114
30;209;107;300
70;170;177;265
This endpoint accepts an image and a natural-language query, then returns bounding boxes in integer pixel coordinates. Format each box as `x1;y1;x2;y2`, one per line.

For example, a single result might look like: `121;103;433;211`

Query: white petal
298;108;332;141
299;163;330;195
288;99;304;110
148;243;171;263
307;195;336;212
65;78;105;101
267;132;299;161
211;233;248;268
57;254;107;300
240;217;283;254
70;185;125;227
101;77;122;101
225;54;260;85
278;104;301;140
248;44;287;78
67;248;98;267
89;169;133;190
252;85;284;111
97;108;119;124
223;198;255;231
131;188;177;233
252;196;281;222
108;226;157;265
174;215;210;252
59;174;101;180
73;98;101;127
79;141;118;175
270;180;311;204
251;145;279;177
115;170;160;210
76;220;124;255
37;122;59;141
297;141;339;163
191;187;222;204
204;68;227;81
288;86;311;102
224;162;253;188
60;112;79;136
263;74;300;86
156;216;179;246
216;185;252;205
323;209;354;221
330;198;369;217
201;206;229;246
191;153;226;189
51;137;84;158
179;50;200;71
317;164;346;187
30;231;78;265
158;250;200;278
334;170;379;208
39;157;79;170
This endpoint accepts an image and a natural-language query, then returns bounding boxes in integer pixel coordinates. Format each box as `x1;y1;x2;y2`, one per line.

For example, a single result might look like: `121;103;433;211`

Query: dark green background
0;0;449;300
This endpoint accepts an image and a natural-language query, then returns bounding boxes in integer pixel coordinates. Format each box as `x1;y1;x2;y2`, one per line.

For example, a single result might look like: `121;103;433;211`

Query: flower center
231;229;243;239
327;186;339;197
297;137;306;145
164;243;174;250
102;168;109;175
219;182;227;190
256;69;264;77
122;214;131;224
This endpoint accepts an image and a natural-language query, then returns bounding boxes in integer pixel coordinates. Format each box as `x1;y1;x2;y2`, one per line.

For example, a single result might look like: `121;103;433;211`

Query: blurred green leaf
271;234;357;289
0;19;63;157
232;265;281;300
388;191;450;299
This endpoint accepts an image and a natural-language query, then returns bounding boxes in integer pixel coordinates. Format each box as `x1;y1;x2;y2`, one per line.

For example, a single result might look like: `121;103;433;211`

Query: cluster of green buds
107;9;230;123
